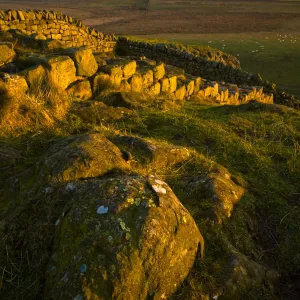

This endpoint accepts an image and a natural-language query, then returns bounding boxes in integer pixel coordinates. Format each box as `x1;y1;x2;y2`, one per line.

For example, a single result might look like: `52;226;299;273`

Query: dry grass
0;83;71;137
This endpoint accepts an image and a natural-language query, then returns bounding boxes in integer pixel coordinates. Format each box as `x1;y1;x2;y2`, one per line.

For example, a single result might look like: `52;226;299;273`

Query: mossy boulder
213;236;279;299
44;56;77;90
73;101;132;123
35;133;129;184
67;80;92;100
0;42;16;66
45;175;204;299
190;165;245;222
67;48;98;77
112;135;191;169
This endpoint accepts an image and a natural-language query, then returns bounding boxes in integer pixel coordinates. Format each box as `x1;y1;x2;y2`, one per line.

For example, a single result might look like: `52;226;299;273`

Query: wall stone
117;37;261;87
0;9;116;52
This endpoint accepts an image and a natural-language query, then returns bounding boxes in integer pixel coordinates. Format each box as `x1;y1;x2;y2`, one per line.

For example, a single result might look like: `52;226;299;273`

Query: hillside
0;9;300;300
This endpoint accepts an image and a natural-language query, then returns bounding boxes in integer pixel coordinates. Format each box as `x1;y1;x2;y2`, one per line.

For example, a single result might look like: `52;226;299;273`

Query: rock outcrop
45;175;204;300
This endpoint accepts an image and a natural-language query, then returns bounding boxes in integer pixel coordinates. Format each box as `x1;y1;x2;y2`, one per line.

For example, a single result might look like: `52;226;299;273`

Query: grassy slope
1;89;299;298
114;100;300;299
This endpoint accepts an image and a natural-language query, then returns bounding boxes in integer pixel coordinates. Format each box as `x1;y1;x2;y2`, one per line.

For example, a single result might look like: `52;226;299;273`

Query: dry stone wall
117;37;261;87
0;10;116;52
93;58;273;105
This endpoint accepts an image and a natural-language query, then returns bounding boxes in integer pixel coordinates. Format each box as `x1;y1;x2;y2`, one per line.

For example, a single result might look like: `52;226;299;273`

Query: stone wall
93;58;273;105
117;37;261;87
0;10;116;52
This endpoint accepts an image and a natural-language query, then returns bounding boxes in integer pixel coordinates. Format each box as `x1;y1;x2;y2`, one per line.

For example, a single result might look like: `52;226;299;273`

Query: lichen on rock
45;175;204;300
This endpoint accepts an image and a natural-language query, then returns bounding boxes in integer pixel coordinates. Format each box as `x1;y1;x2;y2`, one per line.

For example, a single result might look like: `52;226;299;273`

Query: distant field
1;0;300;95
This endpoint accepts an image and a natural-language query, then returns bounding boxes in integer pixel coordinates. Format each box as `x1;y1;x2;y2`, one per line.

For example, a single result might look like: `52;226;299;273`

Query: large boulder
44;56;77;90
45;175;204;299
36;133;129;184
186;165;245;222
211;236;279;299
204;165;245;219
112;135;191;170
0;42;15;66
73;101;132;123
67;48;98;77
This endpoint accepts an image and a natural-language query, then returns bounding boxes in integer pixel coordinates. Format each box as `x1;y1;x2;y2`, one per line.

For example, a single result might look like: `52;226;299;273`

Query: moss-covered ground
1;87;299;298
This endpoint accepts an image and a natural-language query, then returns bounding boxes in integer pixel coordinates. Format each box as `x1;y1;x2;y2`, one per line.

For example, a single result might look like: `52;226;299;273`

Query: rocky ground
0;30;300;300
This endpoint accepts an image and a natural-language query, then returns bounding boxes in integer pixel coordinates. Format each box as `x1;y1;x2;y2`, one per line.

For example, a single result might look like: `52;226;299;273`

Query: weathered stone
153;63;165;81
36;133;129;183
44;56;77;90
149;82;161;96
194;77;202;94
104;64;123;86
122;60;136;78
67;80;92;100
67;47;98;77
0;42;16;66
214;237;279;299
113;135;191;169
175;85;186;100
160;78;170;93
0;73;28;99
129;74;143;92
203;165;244;221
21;64;47;88
119;79;131;91
141;69;154;87
45;175;203;300
186;80;194;96
169;76;177;93
74;101;132;123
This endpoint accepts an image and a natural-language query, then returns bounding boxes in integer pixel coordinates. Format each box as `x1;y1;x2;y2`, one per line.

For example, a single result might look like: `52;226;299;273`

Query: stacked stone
0;39;273;105
0;10;116;52
93;59;273;105
117;37;258;87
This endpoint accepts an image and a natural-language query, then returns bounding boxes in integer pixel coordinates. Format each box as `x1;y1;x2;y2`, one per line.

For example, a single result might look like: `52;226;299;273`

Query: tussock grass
0;83;71;137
